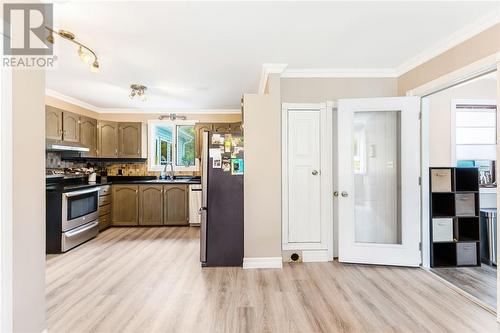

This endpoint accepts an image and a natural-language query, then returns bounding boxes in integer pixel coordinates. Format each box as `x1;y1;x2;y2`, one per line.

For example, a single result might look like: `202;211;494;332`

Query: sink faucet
164;162;174;180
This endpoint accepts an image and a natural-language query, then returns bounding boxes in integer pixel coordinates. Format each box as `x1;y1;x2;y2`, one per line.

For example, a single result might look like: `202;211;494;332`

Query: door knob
312;170;319;176
333;191;339;197
341;191;348;197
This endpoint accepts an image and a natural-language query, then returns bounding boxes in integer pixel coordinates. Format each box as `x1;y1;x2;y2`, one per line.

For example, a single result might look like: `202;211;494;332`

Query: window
148;121;198;171
453;100;497;163
176;125;195;167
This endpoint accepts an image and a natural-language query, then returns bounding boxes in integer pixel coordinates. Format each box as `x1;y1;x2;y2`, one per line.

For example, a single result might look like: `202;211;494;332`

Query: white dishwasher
189;184;202;226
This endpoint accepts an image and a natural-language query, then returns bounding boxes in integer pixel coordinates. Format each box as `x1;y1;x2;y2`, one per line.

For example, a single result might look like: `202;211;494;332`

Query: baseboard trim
302;250;331;262
243;257;283;269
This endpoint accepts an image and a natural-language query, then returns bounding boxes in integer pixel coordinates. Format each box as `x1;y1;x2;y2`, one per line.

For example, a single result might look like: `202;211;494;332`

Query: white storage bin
432;218;454;242
431;169;452;192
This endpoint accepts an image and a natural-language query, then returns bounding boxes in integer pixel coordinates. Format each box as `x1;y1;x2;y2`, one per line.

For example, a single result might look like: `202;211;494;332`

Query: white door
337;97;421;267
288;109;321;242
282;103;333;260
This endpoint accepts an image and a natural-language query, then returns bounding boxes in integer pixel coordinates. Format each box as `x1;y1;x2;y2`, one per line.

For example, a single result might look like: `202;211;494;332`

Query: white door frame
281;103;333;262
407;52;500;319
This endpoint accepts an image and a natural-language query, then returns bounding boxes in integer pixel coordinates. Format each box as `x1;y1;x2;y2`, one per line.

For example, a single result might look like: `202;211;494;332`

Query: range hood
46;140;90;152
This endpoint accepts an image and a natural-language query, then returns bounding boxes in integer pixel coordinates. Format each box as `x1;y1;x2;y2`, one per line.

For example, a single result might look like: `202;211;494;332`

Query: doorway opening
424;71;498;311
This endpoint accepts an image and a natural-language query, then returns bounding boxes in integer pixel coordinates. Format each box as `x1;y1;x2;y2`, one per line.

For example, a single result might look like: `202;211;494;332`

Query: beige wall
12;71;46;331
398;23;500;95
243;74;282;259
45;96;242;123
281;77;398;102
242;76;398;260
427;77;497;167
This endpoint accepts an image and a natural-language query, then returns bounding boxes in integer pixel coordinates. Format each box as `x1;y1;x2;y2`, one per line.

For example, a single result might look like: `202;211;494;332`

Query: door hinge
418;111;422;120
419;242;422;251
418;176;422;186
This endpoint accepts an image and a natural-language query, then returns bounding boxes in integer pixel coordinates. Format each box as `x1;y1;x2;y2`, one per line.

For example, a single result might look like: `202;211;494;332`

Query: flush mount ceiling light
45;27;100;73
129;84;148;101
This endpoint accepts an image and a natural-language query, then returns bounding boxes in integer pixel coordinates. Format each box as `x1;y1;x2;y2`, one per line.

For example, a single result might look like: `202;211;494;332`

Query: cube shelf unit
429;167;480;267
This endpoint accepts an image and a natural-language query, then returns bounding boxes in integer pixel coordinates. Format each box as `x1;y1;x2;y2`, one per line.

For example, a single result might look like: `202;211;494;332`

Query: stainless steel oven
62;187;99;232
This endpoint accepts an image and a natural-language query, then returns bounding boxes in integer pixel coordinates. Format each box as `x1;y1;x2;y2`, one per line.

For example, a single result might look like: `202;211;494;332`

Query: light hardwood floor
432;264;497;310
46;227;500;332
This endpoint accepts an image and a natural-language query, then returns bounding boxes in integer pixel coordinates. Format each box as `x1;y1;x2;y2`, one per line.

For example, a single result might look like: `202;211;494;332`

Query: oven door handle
64;187;101;197
65;220;99;237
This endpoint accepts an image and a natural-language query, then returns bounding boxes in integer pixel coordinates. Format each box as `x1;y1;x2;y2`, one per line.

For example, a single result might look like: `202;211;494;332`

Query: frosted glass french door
337;97;421;267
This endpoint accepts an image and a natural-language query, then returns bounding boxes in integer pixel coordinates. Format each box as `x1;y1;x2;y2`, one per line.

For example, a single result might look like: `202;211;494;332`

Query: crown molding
45;89;241;114
97;108;241;114
258;63;288;94
396;12;500;76
46;89;102;113
281;68;397;78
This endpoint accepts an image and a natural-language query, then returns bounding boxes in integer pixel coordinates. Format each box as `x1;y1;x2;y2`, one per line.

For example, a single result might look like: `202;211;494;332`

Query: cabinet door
139;185;163;225
213;123;231;133
80;116;97;157
118;122;142;158
194;123;213;158
230;122;243;133
62;112;80;143
45;106;63;140
163;185;188;225
98;121;119;157
112;185;139;225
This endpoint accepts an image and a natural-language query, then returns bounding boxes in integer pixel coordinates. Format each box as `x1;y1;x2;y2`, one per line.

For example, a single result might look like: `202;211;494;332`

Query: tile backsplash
46;152;198;177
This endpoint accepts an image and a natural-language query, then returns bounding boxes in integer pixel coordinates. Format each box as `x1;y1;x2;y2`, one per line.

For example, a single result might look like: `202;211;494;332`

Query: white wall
2;69;46;332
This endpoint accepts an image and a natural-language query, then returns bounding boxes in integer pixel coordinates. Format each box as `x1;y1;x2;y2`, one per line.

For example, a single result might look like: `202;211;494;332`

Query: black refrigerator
200;131;244;267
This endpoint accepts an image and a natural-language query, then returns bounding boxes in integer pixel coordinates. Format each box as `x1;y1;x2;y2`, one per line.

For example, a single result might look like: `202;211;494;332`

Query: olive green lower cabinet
112;185;139;226
163;185;189;225
139;185;164;225
112;184;189;226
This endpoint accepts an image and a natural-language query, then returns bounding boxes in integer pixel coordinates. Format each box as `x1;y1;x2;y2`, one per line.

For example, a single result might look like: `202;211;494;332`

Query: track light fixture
129;84;148;101
45;27;100;73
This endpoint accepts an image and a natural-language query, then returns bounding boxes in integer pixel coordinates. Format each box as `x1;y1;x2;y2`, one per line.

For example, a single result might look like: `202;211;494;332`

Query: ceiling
46;1;500;112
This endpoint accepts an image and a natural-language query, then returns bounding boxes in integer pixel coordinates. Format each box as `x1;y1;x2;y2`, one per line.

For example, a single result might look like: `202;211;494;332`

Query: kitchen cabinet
98;185;112;231
230;122;243;133
194;123;212;158
213;123;231;133
98;121;119;157
80;116;97;157
112;185;139;225
118;122;142;158
45;106;63;140
139;185;164;225
163;185;189;225
62;111;80;143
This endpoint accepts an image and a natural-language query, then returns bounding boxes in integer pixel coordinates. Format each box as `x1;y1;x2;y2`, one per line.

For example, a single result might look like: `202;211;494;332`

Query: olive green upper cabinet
194;123;213;158
79;116;97;157
118;122;142;158
45;106;63;140
213;123;231;133
98;121;119;157
62;112;80;143
230;122;243;133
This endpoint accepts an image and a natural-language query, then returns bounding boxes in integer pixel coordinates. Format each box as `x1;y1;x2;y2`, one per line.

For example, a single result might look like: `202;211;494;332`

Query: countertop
59;176;201;192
